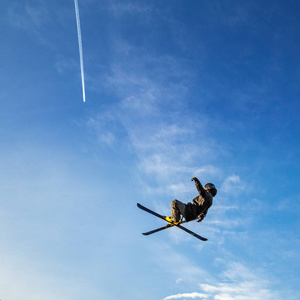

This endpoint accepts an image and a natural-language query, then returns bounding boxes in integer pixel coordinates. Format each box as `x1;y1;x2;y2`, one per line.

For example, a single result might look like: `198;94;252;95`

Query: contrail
74;0;86;102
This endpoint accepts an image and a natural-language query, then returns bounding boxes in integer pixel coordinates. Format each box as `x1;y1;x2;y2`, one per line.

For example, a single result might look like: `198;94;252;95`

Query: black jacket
185;178;213;221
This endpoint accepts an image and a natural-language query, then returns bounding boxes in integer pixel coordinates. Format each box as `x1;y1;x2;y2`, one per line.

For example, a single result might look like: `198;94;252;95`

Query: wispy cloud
7;1;48;29
163;292;208;300
221;175;246;195
199;261;281;300
6;1;54;47
149;242;214;284
87;49;217;190
95;104;219;201
85;4;217;190
163;261;285;300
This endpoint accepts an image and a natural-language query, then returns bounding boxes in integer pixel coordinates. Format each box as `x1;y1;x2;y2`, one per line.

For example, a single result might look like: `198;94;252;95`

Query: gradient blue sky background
1;1;300;299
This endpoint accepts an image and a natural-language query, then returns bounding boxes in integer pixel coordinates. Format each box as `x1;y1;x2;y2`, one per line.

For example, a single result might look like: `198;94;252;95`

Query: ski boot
165;216;182;225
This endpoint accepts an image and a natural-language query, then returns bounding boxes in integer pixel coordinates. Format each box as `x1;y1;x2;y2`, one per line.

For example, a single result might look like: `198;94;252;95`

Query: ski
137;203;207;241
137;203;168;221
142;222;182;235
142;224;173;235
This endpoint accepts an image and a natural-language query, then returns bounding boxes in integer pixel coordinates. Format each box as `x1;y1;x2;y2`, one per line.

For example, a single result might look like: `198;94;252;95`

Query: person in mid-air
166;177;217;224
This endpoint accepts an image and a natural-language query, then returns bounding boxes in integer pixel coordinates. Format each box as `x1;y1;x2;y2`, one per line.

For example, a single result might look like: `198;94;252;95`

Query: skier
165;177;217;225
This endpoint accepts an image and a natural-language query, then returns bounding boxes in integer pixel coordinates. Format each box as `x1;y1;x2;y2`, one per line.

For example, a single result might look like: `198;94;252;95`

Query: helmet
205;183;217;197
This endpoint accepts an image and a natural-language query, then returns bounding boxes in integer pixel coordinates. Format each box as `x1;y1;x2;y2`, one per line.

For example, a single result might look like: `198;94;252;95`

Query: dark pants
171;199;186;222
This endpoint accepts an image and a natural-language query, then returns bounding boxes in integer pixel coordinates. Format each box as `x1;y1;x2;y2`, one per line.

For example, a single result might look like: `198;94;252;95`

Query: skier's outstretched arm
191;177;206;198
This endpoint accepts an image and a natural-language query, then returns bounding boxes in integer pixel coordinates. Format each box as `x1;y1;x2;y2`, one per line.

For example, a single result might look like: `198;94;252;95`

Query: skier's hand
197;213;205;222
197;216;203;222
191;177;198;181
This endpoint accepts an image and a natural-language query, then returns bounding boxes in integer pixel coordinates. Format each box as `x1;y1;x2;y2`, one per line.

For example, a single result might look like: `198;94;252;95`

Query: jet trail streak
74;0;86;102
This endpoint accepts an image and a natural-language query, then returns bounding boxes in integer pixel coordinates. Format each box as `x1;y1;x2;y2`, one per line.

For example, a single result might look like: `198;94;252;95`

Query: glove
191;177;198;181
196;213;205;222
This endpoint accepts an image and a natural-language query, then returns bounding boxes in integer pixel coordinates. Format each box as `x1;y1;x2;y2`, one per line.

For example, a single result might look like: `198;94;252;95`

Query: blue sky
1;0;300;299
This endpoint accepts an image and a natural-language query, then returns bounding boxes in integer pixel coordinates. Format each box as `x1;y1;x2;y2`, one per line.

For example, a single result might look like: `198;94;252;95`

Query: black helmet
205;183;217;197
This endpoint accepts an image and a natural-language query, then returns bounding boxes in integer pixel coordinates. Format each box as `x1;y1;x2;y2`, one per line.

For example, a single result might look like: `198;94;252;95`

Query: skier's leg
171;199;186;222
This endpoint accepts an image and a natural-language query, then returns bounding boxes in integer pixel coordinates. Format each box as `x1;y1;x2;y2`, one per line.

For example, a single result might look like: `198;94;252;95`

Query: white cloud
149;242;214;285
199;261;281;300
167;182;192;198
194;165;221;178
162;259;290;300
88;51;219;191
163;292;208;300
221;175;246;195
86;111;122;148
86;24;228;203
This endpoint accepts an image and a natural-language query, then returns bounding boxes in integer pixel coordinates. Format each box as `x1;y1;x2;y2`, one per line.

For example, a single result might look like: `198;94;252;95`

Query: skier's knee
171;199;179;208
